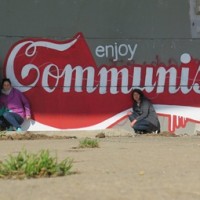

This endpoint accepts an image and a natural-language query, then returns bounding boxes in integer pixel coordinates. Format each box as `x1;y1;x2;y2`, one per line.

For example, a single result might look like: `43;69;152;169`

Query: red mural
3;32;200;131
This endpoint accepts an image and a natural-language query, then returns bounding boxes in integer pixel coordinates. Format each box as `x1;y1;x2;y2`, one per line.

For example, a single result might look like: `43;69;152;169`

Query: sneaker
151;130;160;134
6;126;14;131
16;128;22;132
135;130;145;134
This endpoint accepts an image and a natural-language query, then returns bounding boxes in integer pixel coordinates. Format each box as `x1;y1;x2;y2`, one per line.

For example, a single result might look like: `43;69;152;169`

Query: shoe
17;128;22;132
135;130;145;134
151;130;160;134
6;126;14;131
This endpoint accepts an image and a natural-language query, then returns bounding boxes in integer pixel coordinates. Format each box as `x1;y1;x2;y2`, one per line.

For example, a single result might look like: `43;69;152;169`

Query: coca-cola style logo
3;32;200;131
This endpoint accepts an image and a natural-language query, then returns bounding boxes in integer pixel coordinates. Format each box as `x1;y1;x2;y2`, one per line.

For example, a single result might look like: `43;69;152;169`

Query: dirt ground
0;130;199;200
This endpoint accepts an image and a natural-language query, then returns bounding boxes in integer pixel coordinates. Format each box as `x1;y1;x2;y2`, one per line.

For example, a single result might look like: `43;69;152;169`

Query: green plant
0;131;6;137
79;138;99;148
0;149;73;179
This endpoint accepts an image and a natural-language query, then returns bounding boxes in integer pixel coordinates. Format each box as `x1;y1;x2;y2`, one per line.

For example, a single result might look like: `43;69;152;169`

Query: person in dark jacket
127;89;160;134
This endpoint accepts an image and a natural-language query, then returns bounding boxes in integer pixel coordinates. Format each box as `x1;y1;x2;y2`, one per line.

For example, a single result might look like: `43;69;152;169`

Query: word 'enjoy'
95;43;138;61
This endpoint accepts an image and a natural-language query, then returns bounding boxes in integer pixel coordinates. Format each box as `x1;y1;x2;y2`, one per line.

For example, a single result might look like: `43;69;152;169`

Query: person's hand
26;116;31;120
130;119;137;127
127;111;132;116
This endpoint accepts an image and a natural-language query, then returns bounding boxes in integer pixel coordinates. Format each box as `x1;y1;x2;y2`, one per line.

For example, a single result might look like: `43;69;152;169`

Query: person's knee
128;115;134;122
2;112;10;119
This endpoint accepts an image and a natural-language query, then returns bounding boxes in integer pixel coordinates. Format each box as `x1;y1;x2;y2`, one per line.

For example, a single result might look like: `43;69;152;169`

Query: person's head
132;89;144;102
1;78;12;91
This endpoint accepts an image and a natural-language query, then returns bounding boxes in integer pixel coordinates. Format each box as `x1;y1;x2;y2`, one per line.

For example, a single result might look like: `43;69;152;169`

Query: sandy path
0;135;200;200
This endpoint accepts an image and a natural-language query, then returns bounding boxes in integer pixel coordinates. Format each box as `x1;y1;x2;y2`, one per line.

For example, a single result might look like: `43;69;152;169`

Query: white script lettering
5;40;199;97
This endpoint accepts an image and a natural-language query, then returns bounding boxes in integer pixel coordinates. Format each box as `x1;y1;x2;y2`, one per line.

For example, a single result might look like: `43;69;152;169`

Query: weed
79;138;99;148
0;149;73;179
0;131;6;137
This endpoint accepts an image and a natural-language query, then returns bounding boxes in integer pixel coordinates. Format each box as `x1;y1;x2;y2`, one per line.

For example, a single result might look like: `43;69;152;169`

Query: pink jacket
0;88;31;118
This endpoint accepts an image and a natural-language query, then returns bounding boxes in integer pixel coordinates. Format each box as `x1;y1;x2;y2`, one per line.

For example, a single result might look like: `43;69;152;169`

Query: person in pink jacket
0;78;31;131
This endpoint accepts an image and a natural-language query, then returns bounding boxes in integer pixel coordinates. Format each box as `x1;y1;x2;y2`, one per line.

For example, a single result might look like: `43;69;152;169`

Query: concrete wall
0;0;200;134
0;0;192;65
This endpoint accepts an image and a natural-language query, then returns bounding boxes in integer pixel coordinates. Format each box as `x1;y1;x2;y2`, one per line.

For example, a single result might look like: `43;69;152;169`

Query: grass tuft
79;138;99;148
0;149;73;179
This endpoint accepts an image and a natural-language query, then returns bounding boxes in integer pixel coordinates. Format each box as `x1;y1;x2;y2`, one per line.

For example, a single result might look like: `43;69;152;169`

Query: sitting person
127;88;160;134
0;78;31;131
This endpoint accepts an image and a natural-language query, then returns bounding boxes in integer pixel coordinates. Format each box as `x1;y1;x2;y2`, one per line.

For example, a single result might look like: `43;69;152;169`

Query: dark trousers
2;112;24;129
0;116;9;130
